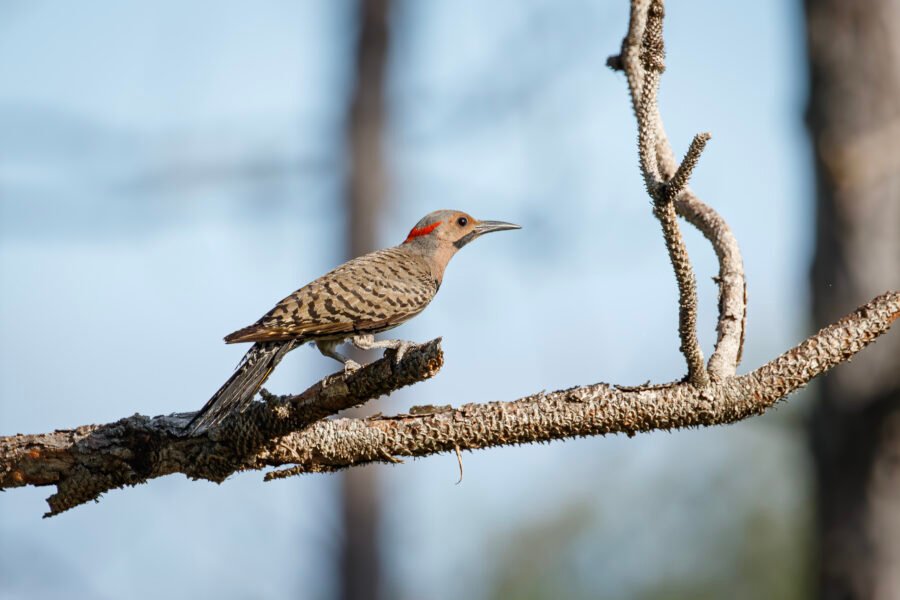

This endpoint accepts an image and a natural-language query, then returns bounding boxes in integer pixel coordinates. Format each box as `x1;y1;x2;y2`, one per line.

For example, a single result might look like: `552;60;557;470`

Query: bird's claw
343;359;362;374
387;341;413;365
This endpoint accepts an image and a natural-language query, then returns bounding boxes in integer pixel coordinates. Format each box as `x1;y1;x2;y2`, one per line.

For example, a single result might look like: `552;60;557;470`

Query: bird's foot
385;341;414;365
350;334;377;350
351;335;414;365
316;339;362;374
343;359;362;374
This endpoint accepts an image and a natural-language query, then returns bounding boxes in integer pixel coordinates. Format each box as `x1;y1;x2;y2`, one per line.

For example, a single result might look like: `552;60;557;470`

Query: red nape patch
403;221;441;243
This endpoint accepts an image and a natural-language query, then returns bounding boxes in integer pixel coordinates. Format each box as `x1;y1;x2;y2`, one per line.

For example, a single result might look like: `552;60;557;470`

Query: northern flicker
186;209;519;434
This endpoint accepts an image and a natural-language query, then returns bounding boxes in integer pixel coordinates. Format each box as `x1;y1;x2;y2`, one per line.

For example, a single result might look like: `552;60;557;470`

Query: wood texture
1;293;897;517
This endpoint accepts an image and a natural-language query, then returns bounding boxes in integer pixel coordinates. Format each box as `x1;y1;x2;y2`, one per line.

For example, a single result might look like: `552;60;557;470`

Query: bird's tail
185;341;297;435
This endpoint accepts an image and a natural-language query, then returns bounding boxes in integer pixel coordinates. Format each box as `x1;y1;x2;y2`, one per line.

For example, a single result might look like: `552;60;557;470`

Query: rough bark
2;293;897;518
805;0;900;597
0;1;897;531
609;0;747;382
0;340;444;517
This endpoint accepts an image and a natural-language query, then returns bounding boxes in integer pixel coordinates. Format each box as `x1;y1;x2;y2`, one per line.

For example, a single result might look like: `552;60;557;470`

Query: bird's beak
473;220;522;236
454;219;520;249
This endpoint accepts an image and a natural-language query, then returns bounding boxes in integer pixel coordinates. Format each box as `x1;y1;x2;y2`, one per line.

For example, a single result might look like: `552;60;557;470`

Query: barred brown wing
224;247;438;344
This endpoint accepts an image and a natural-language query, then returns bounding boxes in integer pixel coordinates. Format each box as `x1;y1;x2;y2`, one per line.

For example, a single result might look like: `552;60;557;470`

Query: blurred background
1;1;897;599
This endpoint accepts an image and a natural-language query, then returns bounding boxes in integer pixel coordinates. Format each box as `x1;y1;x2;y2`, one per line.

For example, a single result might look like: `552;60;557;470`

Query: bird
185;209;520;434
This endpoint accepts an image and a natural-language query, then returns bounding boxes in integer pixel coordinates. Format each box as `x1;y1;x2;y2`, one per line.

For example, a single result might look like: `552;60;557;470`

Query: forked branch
610;0;747;381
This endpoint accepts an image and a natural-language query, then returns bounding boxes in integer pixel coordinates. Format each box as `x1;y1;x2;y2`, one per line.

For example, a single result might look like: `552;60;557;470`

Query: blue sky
0;1;813;598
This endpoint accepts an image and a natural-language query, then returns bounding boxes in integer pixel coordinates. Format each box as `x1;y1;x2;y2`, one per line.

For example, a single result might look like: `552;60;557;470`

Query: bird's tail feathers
186;341;296;435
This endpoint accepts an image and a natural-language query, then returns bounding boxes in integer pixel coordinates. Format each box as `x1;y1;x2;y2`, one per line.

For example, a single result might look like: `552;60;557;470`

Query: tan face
402;209;520;249
433;211;477;244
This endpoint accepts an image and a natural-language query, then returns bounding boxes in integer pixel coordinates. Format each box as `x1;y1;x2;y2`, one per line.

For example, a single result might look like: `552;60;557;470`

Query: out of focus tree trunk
339;1;390;600
805;1;900;598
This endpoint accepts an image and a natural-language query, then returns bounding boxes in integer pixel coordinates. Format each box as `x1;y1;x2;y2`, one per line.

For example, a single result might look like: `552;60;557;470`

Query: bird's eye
457;217;468;227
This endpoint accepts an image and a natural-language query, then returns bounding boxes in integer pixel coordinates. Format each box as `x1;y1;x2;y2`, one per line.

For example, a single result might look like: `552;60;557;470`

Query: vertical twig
629;0;710;387
611;2;747;381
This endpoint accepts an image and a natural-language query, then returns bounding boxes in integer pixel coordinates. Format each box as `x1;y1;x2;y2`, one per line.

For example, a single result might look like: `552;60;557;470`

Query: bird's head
401;209;520;277
403;209;520;249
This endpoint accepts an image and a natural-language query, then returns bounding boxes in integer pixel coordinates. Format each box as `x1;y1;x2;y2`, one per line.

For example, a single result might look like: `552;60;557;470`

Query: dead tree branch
0;340;443;517
1;0;897;517
256;292;900;473
2;294;897;516
610;0;747;381
626;0;712;388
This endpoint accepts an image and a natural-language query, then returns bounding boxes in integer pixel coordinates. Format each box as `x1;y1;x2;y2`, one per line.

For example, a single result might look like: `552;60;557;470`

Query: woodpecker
186;209;519;434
